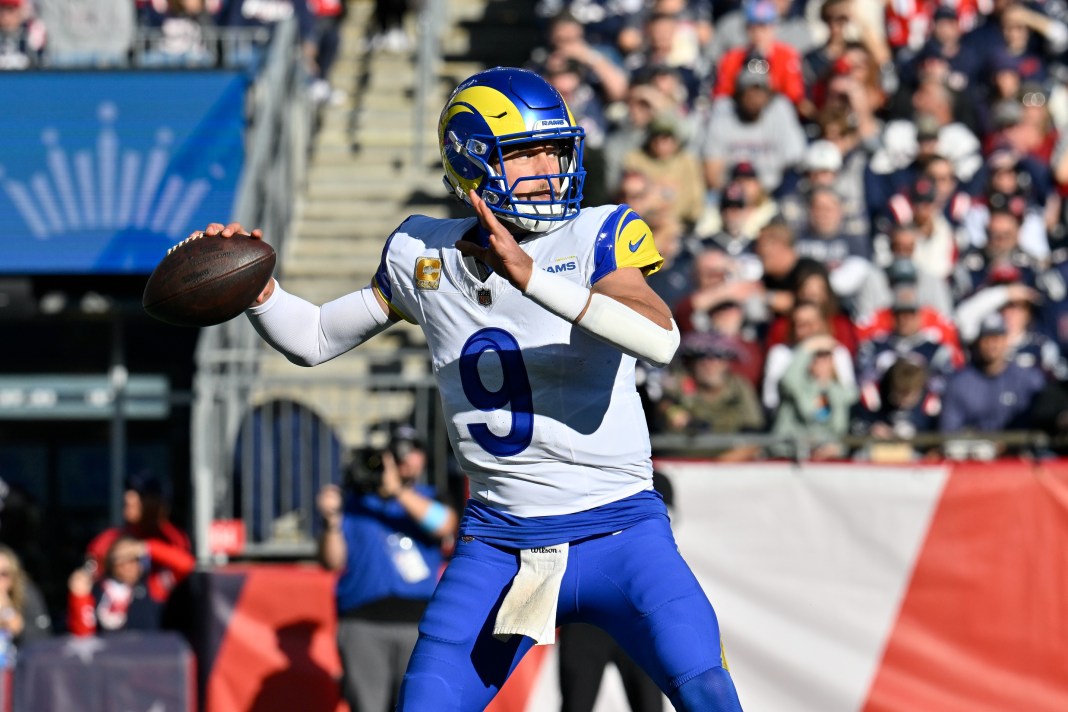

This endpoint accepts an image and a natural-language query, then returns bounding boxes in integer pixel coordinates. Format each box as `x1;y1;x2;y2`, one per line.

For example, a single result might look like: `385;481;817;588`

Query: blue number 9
459;328;534;456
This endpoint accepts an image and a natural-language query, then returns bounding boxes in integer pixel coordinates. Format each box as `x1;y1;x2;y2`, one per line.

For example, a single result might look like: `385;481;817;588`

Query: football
142;231;276;327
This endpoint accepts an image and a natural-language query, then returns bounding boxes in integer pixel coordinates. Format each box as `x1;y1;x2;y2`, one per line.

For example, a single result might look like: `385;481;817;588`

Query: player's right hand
203;222;263;240
201;223;275;305
458;190;534;291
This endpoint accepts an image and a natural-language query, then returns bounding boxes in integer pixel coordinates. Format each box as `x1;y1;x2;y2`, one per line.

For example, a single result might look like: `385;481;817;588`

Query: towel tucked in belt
493;543;569;646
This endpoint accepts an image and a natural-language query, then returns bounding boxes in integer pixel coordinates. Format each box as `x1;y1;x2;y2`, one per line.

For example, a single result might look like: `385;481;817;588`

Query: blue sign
0;71;246;274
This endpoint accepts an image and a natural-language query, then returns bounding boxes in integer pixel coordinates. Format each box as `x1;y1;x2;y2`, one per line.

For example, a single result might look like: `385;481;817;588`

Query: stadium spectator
699;181;760;257
531;10;630;105
35;0;133;66
770;332;858;459
963;152;1050;259
855;283;958;392
871;87;983;209
764;260;859;354
856;255;962;361
952;195;1039;300
624;9;701;106
794;187;874;298
710;0;814;66
536;0;645;62
802;0;854;95
618;0;713;77
658;331;765;459
1036;236;1068;352
903;6;982;98
138;0;218;67
0;0;45;70
712;1;805;106
779;139;844;232
817;105;879;237
700;61;806;192
850;358;941;459
68;533;192;636
544;56;609;152
954;281;1066;379
622;112;705;228
752;218;824;326
85;473;193;605
878;227;955;314
763;299;856;411
317;426;456;712
674;248;760;337
939;312;1046;438
219;0;314;68
811;42;887;133
307;0;348;105
602;80;678;196
887;177;965;281
367;0;411;52
723;160;780;233
0;545;51;666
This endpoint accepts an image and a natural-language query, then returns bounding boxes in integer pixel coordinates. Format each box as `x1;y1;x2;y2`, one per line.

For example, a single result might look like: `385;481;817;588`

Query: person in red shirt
713;0;804;106
68;534;194;637
84;474;192;604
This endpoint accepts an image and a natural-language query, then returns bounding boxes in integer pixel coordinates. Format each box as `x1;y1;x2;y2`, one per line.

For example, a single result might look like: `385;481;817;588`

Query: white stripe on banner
656;461;950;712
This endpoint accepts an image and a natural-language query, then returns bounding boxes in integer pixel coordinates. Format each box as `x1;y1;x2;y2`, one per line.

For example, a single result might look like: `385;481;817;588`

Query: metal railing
195;346;1064;562
190;15;313;563
130;26;272;69
412;0;445;168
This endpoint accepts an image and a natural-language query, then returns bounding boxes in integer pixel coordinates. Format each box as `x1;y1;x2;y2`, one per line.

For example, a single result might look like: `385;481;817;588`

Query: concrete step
302;174;446;200
297;198;446;219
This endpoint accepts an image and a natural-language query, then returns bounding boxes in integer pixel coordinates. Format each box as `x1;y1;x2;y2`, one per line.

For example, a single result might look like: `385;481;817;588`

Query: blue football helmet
438;66;586;233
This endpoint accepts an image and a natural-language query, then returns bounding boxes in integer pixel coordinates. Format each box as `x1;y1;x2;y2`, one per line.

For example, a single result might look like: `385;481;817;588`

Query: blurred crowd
527;0;1068;460
0;0;352;101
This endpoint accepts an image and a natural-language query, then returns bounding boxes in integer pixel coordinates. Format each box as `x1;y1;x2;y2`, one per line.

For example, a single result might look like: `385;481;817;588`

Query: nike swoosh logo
628;234;647;252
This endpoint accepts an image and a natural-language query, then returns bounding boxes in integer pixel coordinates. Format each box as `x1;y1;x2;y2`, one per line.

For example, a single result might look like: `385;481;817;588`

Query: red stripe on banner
863;460;1068;712
486;644;550;712
207;565;346;712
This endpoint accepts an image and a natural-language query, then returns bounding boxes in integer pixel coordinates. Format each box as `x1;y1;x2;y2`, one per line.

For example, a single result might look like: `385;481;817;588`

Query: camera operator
317;425;457;712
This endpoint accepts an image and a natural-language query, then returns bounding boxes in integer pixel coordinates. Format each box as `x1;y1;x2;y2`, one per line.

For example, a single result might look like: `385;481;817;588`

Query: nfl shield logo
477;289;492;306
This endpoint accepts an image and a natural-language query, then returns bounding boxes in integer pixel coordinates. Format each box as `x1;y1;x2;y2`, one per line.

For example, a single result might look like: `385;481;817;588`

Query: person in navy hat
712;0;805;106
953;192;1039;299
939;311;1046;441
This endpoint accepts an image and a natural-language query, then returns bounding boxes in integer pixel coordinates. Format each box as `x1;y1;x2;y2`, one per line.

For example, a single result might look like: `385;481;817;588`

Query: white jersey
373;204;664;517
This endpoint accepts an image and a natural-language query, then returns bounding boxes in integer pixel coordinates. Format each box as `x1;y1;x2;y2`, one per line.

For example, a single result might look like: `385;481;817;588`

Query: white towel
492;543;570;646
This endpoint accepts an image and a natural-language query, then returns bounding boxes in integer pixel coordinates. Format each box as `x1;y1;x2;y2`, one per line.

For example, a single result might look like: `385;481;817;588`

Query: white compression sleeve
245;281;392;366
523;268;680;368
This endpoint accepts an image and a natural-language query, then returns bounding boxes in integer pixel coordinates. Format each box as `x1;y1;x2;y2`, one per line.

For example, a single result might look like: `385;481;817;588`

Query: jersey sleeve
590;205;664;285
372;221;418;324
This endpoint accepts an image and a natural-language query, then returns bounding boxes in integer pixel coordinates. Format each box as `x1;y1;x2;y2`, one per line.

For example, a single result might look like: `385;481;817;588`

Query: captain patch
415;257;442;290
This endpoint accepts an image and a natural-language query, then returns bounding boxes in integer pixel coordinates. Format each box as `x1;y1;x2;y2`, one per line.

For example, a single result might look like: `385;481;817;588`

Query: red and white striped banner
488;460;1068;712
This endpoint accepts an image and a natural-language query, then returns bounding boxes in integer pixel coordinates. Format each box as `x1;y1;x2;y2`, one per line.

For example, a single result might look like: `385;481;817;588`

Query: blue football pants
397;517;743;711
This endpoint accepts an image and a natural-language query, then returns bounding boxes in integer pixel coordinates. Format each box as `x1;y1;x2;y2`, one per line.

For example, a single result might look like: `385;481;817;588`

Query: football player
204;66;743;712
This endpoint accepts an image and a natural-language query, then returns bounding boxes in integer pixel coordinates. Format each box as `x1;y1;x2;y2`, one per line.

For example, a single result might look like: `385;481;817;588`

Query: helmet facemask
446;128;586;234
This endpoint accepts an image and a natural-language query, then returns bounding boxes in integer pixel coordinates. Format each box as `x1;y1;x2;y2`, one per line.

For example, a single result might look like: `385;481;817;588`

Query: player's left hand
456;190;534;291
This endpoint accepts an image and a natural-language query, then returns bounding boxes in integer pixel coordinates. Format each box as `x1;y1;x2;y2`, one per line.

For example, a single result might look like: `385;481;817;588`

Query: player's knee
397;660;463;711
669;666;744;712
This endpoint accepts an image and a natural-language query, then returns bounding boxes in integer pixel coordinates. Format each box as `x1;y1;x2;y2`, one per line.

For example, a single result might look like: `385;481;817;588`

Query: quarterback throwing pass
203;66;743;711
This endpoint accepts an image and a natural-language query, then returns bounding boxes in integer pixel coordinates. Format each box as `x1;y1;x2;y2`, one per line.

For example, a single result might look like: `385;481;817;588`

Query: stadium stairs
256;0;541;446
